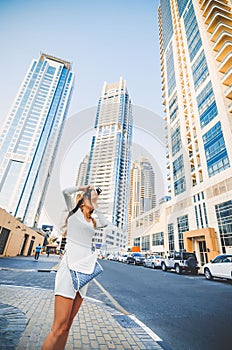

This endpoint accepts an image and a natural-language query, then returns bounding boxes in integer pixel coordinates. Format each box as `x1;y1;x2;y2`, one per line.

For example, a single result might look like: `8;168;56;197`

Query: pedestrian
34;243;42;260
59;248;63;259
47;248;50;258
41;185;107;350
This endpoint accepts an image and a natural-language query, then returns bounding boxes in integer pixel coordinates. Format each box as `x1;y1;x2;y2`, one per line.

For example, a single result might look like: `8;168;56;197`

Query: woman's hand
78;185;92;192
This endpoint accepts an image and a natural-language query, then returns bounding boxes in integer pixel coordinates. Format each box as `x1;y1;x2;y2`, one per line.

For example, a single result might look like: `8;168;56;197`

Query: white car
118;254;128;263
203;254;232;281
144;255;163;268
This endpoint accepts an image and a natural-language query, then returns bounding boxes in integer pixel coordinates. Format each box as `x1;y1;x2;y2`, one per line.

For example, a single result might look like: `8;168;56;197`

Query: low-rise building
0;208;44;257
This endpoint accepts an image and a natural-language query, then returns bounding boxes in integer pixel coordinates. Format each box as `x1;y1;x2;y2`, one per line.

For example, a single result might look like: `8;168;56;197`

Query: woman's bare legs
41;292;83;350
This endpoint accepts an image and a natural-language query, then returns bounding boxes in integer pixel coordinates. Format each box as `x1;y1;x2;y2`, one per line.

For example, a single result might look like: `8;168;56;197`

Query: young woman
41;185;107;350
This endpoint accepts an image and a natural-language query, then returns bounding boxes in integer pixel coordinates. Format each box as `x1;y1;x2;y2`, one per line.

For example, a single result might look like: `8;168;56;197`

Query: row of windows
197;82;214;113
173;154;184;180
177;0;189;17
184;3;202;62
160;0;173;50
203;122;230;177
169;93;179;124
171;125;181;156
191;50;209;91
166;44;176;97
197;81;218;128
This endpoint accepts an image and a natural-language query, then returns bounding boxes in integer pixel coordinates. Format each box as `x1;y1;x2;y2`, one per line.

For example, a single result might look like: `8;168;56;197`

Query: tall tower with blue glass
0;53;74;227
159;0;232;259
86;78;133;233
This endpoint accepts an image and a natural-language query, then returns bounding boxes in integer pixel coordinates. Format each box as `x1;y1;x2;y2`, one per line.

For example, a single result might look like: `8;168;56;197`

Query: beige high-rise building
76;154;89;188
132;0;232;264
128;157;156;246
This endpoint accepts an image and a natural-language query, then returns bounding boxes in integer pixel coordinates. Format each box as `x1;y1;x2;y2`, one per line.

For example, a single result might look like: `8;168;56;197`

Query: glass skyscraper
86;78;133;233
0;53;74;227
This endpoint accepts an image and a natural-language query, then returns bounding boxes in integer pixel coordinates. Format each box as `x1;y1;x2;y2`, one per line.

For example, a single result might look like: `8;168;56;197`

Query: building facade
86;78;133;250
132;0;232;266
0;53;74;227
128;157;156;246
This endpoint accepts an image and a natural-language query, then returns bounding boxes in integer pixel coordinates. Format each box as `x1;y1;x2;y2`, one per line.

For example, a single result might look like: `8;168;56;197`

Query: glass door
199;240;208;266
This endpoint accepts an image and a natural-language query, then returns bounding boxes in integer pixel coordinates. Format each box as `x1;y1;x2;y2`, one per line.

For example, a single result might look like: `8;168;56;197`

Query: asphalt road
97;259;232;350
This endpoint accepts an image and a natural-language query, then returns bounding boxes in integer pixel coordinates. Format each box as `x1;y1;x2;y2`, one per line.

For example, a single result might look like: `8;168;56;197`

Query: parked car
144;255;163;268
106;254;115;260
161;251;199;275
118;254;128;263
203;254;232;281
127;253;145;265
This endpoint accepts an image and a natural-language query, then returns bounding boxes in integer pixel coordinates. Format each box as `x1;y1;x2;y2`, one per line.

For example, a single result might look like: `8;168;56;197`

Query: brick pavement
0;256;164;349
0;284;163;350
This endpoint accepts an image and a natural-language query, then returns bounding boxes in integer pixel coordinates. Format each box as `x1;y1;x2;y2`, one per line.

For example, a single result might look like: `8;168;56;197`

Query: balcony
218;52;232;73
225;84;232;99
211;22;232;42
222;66;232;86
202;0;231;18
204;4;232;25
200;0;229;11
216;40;232;62
207;12;232;34
213;31;232;51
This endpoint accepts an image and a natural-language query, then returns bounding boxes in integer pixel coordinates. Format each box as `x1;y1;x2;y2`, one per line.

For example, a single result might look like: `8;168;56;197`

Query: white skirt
54;257;88;299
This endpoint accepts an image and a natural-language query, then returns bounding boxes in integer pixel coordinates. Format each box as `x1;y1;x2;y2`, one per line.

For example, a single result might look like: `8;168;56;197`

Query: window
142;235;150;251
193;192;208;228
197;82;218;128
191;50;209;91
171;124;181;156
134;237;141;247
152;232;164;246
203;122;230;177
177;215;189;251
173;155;186;195
215;200;232;253
168;223;175;252
169;93;178;123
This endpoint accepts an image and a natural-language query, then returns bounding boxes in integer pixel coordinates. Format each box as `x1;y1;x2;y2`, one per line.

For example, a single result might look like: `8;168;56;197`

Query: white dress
55;187;108;299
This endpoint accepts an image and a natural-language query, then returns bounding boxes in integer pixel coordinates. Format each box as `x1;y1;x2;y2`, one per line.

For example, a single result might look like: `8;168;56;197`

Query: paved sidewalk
0;256;163;350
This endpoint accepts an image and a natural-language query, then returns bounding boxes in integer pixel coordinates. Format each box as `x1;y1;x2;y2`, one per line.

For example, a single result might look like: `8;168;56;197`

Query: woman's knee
51;323;70;338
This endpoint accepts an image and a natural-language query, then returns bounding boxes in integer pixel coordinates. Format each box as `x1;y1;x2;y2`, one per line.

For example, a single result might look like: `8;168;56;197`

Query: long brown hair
61;192;96;237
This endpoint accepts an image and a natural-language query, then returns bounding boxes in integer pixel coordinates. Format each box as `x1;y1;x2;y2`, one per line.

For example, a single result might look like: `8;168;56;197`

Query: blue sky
0;0;163;122
0;0;166;227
